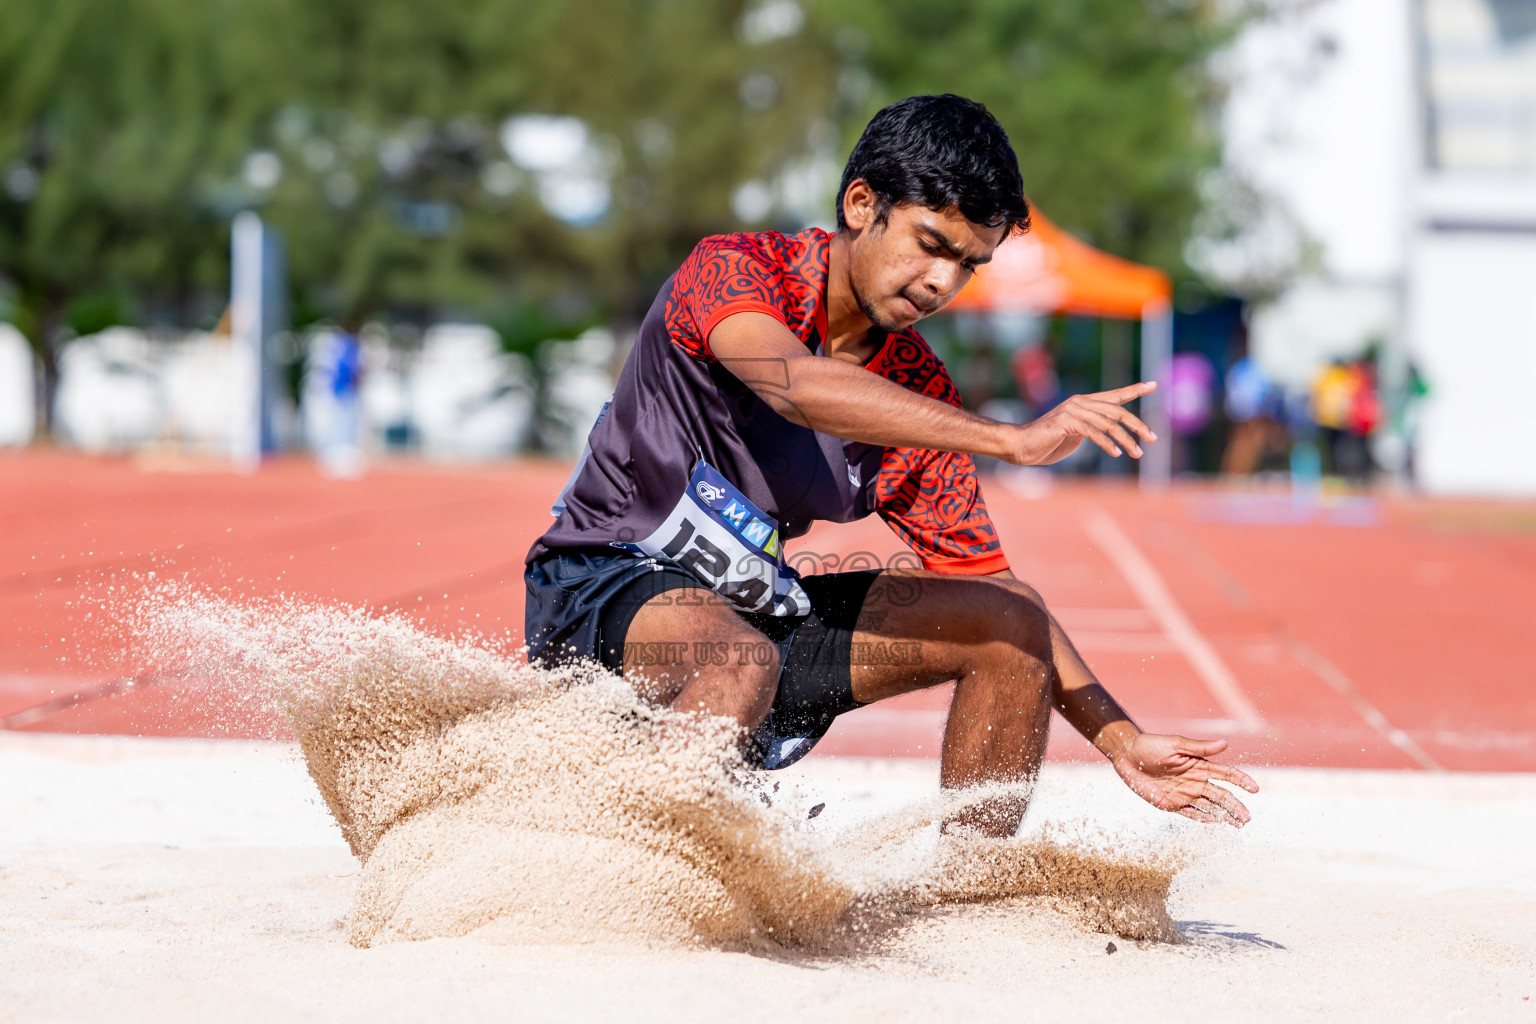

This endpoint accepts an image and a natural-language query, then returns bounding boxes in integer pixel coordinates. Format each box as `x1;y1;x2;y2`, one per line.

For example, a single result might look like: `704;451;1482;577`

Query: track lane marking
0;672;169;730
1283;636;1444;771
1082;506;1266;731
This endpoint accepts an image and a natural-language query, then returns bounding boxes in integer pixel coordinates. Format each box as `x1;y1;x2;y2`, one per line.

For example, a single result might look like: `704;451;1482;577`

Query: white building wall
1206;0;1536;492
1248;279;1400;389
1408;0;1536;493
1199;0;1415;291
1202;0;1417;417
0;324;34;446
1409;228;1536;493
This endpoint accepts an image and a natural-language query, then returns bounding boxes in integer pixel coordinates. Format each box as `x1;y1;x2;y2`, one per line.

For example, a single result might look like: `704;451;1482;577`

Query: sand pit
2;735;1534;1022
2;590;1534;1020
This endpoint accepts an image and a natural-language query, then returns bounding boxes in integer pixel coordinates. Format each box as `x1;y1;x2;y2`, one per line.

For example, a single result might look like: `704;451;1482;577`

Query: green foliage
0;0;1235;424
0;0;238;328
817;0;1239;272
64;290;132;337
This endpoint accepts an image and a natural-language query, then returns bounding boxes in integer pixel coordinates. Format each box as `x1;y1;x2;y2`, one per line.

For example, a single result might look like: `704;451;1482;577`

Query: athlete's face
841;180;1009;333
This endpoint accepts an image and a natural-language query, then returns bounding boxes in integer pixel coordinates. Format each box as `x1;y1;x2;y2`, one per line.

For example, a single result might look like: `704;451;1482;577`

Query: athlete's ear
842;179;879;233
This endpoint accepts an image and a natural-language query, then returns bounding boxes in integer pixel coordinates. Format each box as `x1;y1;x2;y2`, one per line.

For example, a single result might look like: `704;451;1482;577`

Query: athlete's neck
823;231;883;366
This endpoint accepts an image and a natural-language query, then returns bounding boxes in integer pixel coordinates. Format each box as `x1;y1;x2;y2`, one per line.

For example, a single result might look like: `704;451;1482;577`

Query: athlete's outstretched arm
709;311;1157;466
990;568;1259;826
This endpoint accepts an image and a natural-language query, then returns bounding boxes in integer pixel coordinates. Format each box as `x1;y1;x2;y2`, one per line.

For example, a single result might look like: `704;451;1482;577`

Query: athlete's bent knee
703;637;780;727
1000;577;1046;612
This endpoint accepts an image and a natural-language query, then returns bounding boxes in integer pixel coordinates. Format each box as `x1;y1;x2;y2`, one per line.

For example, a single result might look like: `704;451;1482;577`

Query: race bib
614;461;811;616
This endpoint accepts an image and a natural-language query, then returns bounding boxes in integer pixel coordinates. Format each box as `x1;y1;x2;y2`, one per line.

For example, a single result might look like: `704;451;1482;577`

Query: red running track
2;451;1533;771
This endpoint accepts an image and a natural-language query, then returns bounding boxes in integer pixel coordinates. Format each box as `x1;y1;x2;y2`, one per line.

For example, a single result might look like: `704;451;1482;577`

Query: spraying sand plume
132;584;1182;949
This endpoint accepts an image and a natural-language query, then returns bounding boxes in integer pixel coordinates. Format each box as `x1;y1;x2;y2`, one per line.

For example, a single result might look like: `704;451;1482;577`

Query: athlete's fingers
1096;413;1144;459
1193;798;1241;826
1179;787;1249;827
1174;736;1229;759
1176;803;1221;824
1079;424;1125;458
1077;408;1142;458
1075;398;1155;450
1109;405;1157;444
1058;406;1125;457
1079;401;1156;445
1189;796;1223;818
1080;395;1156;440
1102;380;1157;406
1200;784;1252;825
1173;737;1259;793
1205;761;1260;793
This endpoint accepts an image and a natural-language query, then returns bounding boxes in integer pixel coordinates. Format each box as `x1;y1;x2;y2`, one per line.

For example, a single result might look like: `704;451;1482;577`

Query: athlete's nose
921;258;961;298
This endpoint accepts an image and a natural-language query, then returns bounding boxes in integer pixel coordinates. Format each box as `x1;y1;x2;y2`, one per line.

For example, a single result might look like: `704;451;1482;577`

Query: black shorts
524;548;880;769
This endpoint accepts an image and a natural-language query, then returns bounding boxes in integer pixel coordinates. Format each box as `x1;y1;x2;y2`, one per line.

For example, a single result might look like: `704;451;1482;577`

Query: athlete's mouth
898;292;936;318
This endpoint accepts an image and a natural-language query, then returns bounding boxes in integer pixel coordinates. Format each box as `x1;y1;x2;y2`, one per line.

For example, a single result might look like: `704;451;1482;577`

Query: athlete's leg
620;586;781;728
850;570;1064;837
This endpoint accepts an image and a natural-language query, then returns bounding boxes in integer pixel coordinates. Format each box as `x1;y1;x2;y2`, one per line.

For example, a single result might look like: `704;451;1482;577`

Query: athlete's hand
1109;732;1259;827
1009;381;1158;465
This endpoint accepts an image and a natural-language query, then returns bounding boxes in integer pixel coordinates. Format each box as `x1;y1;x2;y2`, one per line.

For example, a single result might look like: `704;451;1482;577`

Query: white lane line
1283;636;1444;771
1082;507;1265;731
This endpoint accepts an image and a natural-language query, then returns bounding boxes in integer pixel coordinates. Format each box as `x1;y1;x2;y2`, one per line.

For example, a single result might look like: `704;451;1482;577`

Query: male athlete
525;95;1257;836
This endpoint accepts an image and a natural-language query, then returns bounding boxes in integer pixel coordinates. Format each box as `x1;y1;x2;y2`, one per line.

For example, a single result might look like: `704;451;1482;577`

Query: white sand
2;731;1533;1022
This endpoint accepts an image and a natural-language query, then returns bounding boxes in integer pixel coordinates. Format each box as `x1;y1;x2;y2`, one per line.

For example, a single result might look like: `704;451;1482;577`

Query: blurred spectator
1167;351;1216;474
1284;384;1323;497
1168;352;1216;435
1310;357;1378;481
1010;342;1062;419
1311;360;1352;477
1339;357;1380;481
1374;361;1429;481
961;337;1000;410
308;325;365;477
1347;358;1381;437
1220;352;1283;476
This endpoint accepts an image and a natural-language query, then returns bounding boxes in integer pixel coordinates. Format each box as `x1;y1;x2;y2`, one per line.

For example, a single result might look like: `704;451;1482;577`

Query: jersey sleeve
875;448;1010;574
871;332;1010;575
664;236;788;362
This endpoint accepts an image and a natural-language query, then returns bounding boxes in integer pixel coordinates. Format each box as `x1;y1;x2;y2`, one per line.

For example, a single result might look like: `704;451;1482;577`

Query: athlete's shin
939;652;1053;838
937;590;1056;838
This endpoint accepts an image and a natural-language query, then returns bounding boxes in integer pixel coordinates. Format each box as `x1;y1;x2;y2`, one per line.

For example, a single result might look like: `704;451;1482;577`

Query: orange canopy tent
947;213;1174;486
948;213;1170;318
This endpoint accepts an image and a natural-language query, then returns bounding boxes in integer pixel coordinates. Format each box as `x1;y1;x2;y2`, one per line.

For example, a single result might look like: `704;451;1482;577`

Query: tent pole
1139;299;1173;490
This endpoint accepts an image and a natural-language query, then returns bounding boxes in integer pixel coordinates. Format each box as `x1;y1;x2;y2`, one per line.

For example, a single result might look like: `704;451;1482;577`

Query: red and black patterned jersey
664;230;830;362
529;227;1009;583
865;334;1010;573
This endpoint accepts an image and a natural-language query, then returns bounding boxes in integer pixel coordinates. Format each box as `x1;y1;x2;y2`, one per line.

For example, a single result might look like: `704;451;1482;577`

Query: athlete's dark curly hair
835;94;1029;235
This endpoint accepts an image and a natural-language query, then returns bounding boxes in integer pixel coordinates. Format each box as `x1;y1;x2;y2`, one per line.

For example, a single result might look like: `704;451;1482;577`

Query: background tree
0;0;242;433
235;0;837;325
816;0;1237;271
0;0;1236;440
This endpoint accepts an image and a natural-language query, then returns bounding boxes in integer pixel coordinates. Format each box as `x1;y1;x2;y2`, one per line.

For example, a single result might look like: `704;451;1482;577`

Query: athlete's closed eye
919;236;983;273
